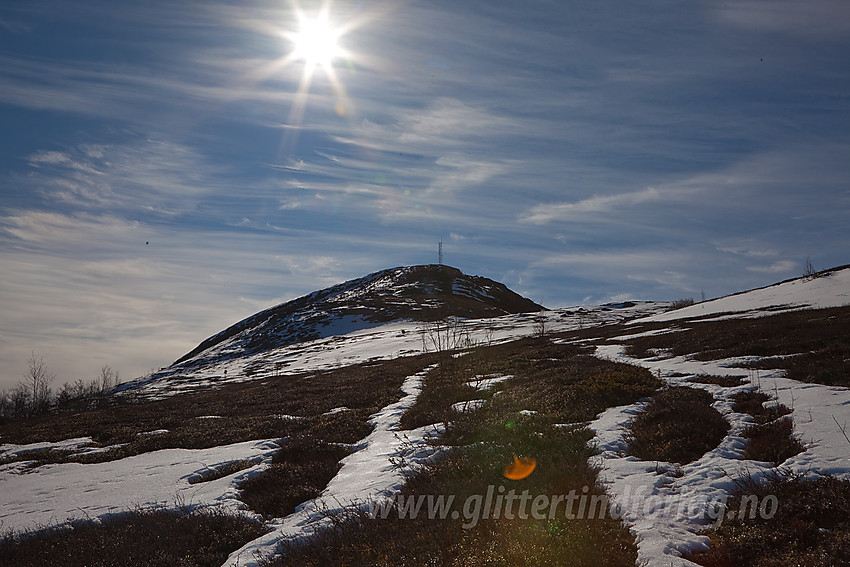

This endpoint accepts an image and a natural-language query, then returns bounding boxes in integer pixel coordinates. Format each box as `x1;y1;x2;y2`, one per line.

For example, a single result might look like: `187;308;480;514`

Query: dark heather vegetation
687;374;748;387
740;417;805;465
403;337;661;432
623;305;850;387
627;387;729;464
0;354;434;468
687;473;850;567
0;508;267;567
731;390;804;465
239;437;352;518
731;390;792;424
265;337;662;566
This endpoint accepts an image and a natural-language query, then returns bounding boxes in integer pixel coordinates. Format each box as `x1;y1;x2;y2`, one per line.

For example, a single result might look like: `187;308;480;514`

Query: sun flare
292;14;342;69
504;456;536;480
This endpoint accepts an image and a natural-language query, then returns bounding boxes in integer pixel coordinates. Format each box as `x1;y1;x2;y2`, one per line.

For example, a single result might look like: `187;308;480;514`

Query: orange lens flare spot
504;456;536;480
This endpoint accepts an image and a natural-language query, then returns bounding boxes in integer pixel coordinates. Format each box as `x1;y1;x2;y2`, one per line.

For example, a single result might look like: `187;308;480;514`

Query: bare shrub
803;256;817;279
668;298;695;311
21;353;54;416
532;313;547;337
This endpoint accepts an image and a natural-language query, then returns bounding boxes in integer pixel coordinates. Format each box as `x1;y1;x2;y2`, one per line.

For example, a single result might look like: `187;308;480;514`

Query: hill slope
634;264;850;324
173;265;543;368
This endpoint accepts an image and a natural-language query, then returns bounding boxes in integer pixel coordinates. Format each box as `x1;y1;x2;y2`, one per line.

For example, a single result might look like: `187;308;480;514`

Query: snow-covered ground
0;438;279;532
634;266;850;324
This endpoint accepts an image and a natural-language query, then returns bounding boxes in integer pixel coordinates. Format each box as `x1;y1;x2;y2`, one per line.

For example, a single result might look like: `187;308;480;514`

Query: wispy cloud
19;137;228;214
715;0;850;40
0;16;30;33
520;186;680;225
267;96;523;228
746;260;798;274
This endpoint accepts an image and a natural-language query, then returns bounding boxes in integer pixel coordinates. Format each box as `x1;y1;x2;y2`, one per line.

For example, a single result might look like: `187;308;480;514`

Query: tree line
0;353;120;419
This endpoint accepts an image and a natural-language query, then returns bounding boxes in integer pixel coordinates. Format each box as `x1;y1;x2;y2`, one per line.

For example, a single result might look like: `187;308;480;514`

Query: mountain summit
173;265;543;368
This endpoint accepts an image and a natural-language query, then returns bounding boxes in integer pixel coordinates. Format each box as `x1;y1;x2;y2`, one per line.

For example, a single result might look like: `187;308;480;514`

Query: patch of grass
239;437;351;519
784;346;850;387
740;417;805;465
627;387;729;464
0;447;80;469
686;472;850;567
688;374;748;387
623;306;850;387
269;421;636;567
0;508;267;567
731;390;803;465
399;361;480;430
731;391;792;424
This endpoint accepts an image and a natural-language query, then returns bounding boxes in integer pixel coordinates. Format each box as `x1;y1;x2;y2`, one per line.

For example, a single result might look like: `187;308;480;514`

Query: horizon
1;0;849;389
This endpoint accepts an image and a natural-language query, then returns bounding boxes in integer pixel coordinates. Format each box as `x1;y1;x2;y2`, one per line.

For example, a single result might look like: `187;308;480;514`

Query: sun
291;13;343;70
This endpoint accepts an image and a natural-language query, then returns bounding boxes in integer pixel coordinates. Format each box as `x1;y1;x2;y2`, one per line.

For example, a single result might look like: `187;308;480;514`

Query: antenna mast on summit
438;240;443;265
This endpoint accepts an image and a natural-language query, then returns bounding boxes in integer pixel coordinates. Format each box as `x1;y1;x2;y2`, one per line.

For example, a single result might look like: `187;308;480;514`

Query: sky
1;0;849;389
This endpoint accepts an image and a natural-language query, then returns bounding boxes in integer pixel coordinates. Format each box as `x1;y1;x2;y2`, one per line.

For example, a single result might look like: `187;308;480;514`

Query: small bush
627;387;729;464
668;298;695;310
688;374;748;387
239;437;351;518
731;391;792;424
741;417;805;465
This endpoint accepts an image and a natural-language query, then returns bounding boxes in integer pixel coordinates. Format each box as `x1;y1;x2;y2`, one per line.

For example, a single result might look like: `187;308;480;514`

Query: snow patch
451;399;486;413
222;365;441;567
0;439;279;533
